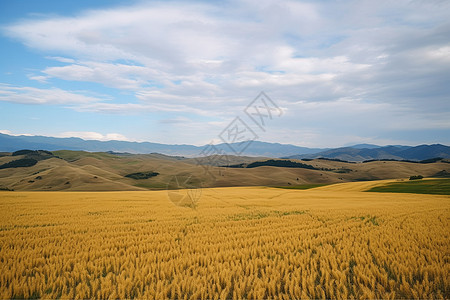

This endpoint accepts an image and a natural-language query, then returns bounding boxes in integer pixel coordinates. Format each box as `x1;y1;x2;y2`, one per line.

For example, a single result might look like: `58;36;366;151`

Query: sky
0;0;449;148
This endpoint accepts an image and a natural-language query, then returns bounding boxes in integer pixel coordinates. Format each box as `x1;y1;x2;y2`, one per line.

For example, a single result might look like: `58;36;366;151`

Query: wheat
0;187;448;299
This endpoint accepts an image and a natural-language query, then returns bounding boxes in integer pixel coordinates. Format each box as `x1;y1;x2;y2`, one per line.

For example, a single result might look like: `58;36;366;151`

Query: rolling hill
0;150;448;191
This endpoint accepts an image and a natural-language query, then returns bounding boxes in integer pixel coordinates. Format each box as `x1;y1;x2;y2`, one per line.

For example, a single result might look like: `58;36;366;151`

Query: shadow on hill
0;150;57;170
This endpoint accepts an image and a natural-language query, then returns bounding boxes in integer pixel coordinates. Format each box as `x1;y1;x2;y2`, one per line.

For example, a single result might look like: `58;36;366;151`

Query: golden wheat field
0;182;449;299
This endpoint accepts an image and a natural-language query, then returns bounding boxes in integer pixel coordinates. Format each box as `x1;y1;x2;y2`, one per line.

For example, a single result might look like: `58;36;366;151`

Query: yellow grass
0;184;449;299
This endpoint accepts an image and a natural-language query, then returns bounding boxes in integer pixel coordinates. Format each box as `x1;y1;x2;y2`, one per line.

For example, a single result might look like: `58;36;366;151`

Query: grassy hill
0;150;448;191
367;178;450;195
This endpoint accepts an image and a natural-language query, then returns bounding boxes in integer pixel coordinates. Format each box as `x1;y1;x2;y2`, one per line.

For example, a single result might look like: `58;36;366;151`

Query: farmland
368;178;450;195
0;182;449;299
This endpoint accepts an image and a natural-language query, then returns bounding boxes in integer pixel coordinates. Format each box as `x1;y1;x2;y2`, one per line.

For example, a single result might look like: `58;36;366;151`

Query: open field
0;182;449;299
368;178;450;195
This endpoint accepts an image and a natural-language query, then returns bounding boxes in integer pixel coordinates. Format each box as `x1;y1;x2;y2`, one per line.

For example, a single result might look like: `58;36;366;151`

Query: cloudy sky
0;0;449;147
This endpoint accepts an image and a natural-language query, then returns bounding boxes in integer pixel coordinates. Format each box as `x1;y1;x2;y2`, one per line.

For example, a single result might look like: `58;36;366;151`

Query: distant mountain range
284;144;450;161
0;133;325;157
0;133;449;161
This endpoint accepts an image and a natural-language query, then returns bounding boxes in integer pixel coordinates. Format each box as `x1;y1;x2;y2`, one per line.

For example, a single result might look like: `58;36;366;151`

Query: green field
367;178;450;195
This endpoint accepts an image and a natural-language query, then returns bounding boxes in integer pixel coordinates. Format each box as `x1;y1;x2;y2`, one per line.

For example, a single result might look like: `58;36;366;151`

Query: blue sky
0;0;449;147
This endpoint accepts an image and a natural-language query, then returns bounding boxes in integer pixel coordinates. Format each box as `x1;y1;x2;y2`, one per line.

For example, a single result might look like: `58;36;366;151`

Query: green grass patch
273;183;332;190
367;178;450;195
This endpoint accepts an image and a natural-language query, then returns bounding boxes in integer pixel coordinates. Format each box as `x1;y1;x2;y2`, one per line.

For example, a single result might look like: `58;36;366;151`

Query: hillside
0;150;448;191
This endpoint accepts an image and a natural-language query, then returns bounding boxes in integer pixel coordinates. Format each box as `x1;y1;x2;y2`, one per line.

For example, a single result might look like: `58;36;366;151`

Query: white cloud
73;102;148;114
423;46;450;63
1;0;450;146
0;129;131;142
0;129;33;136
42;61;161;90
0;84;104;105
28;75;49;83
58;131;130;141
46;56;76;63
75;100;219;117
1;1;341;95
